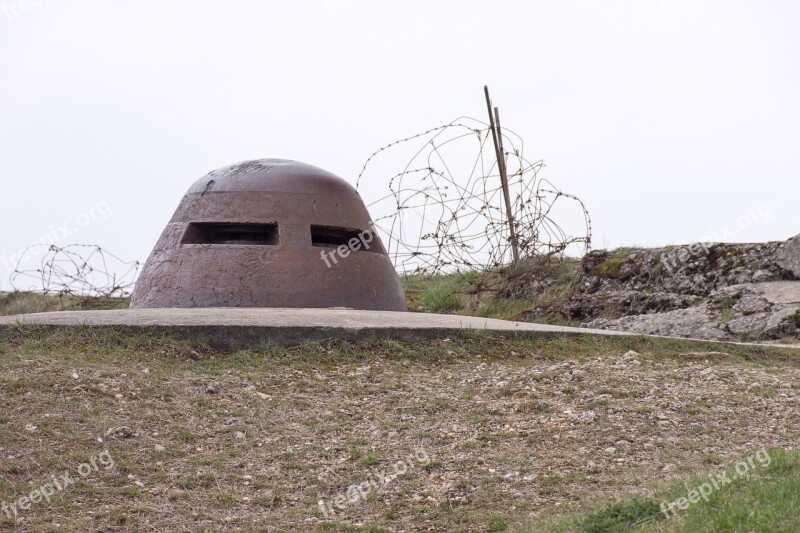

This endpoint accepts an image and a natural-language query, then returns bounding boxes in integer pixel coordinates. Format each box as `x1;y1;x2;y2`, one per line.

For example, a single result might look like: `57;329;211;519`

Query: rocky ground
565;233;800;342
1;330;799;531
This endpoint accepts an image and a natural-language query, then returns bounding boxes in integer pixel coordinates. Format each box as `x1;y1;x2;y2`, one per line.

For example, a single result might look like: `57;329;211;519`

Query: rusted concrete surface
131;159;406;311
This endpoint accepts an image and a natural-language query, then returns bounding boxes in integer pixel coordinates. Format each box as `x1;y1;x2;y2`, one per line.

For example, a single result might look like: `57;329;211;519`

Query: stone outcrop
586;282;800;341
776;234;800;279
569;235;800;341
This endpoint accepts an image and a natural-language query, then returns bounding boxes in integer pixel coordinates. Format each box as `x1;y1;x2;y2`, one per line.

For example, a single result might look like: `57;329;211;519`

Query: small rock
604;447;617;454
71;372;80;380
206;383;219;394
565;410;596;423
155;444;166;452
571;369;588;380
25;423;37;432
752;269;773;283
616;350;641;365
105;426;137;439
235;431;246;439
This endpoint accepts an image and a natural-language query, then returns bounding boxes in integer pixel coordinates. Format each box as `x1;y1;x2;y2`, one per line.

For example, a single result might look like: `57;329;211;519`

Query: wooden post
484;86;519;265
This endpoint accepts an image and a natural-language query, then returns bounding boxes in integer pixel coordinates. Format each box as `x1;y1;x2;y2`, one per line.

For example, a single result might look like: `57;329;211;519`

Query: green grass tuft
519;448;800;533
591;248;635;279
421;281;464;313
578;498;662;532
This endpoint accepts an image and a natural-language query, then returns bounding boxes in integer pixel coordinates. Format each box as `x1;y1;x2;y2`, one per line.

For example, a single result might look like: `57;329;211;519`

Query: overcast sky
1;0;798;289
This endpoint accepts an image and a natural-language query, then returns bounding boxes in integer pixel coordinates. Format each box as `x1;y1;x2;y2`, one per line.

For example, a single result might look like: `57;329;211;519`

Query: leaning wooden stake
484;86;519;265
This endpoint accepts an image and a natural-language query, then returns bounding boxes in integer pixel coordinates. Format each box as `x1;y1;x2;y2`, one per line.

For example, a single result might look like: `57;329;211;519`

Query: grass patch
0;291;129;316
590;248;635;279
1;325;799;369
400;258;582;323
488;514;509;531
519;448;800;532
578;498;663;532
403;273;470;314
358;454;381;466
421;280;464;313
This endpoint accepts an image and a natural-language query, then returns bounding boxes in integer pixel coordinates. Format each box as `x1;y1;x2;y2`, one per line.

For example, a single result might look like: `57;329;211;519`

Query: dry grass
0;292;129;316
1;328;799;531
401;257;581;323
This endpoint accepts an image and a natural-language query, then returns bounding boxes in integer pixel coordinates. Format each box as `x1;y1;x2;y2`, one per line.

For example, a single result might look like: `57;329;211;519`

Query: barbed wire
356;116;592;276
10;244;141;297
7;116;588;301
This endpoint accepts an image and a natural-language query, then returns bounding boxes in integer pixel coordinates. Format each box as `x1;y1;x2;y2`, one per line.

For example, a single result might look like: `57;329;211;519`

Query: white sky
1;0;799;289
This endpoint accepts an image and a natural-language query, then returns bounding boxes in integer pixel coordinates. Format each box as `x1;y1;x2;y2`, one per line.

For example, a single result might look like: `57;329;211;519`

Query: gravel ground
1;333;799;532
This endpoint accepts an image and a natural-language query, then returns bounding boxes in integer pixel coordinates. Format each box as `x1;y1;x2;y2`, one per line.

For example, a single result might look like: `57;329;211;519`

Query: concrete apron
0;308;632;349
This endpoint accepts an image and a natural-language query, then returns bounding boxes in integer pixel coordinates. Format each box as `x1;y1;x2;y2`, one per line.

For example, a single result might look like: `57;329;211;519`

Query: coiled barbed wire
356;116;592;276
10;244;141;297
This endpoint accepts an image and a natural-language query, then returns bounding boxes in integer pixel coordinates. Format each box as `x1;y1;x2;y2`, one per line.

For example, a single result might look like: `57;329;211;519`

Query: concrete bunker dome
131;159;407;311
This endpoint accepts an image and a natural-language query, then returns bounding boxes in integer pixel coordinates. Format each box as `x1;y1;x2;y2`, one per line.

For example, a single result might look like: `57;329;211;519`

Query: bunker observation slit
181;222;280;246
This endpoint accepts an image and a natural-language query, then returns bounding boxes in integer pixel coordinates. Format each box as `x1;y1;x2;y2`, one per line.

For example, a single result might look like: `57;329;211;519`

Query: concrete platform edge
0;323;614;350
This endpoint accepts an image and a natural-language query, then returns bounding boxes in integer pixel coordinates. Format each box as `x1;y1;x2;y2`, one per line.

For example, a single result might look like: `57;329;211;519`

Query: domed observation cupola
131;159;407;311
